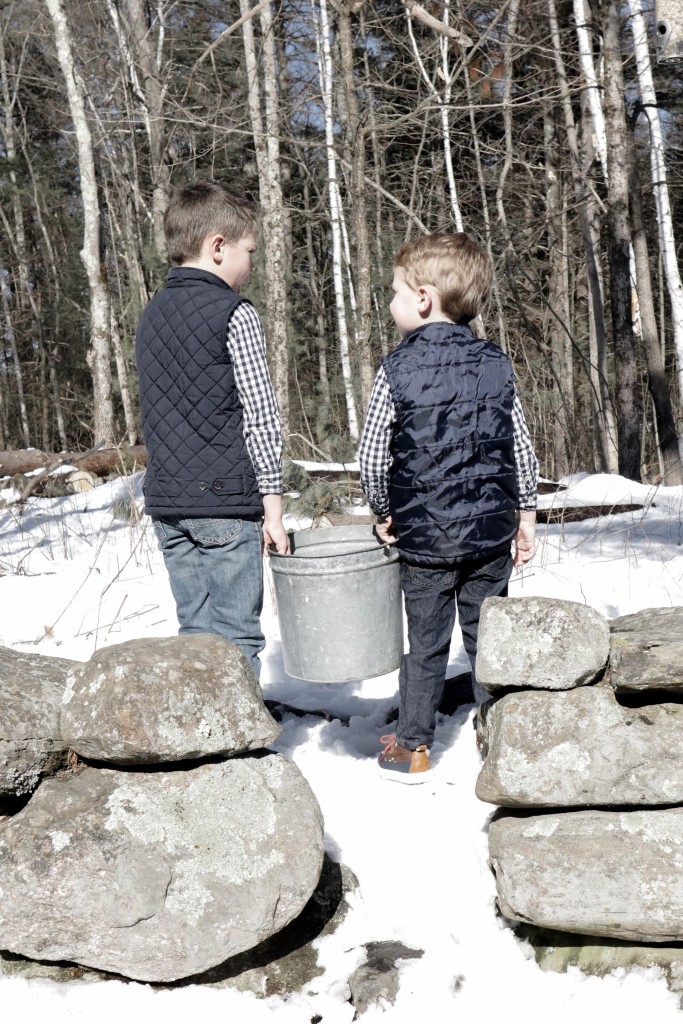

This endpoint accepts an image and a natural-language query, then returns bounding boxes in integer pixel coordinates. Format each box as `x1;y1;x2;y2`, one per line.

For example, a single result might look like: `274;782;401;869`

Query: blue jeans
396;551;513;749
152;516;265;678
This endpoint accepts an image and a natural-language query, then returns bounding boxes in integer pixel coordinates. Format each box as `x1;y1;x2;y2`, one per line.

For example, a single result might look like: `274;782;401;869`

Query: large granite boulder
476;686;683;808
0;646;73;797
0;754;325;982
489;808;683;942
61;634;280;763
476;597;609;692
610;607;683;693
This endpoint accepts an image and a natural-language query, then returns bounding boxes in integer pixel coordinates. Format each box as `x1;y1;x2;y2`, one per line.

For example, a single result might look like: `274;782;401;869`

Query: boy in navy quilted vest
135;180;289;679
359;233;538;783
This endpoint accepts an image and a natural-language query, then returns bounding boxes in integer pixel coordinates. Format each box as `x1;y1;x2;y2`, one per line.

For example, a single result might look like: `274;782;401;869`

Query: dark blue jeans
396;550;513;749
153;515;265;678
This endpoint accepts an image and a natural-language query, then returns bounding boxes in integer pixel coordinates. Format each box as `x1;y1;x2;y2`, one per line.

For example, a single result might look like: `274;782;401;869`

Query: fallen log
0;446;148;479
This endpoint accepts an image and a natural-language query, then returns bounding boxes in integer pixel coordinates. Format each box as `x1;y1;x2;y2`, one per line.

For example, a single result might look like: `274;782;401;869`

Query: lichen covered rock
61;634;280;763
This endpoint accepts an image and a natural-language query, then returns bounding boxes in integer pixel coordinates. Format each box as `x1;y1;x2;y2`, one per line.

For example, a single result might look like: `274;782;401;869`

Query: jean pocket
185;518;243;547
404;565;456;590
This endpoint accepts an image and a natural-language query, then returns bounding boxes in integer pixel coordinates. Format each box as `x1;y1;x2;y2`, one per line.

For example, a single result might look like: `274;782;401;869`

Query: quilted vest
135;267;263;519
382;321;519;566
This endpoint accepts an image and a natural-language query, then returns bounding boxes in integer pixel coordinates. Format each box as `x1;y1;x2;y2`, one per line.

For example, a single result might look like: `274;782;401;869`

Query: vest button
198;480;208;491
213;480;224;492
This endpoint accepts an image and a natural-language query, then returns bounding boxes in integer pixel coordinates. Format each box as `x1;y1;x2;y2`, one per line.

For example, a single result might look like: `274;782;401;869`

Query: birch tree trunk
240;0;290;437
314;0;359;439
603;1;641;479
626;0;683;426
45;0;114;447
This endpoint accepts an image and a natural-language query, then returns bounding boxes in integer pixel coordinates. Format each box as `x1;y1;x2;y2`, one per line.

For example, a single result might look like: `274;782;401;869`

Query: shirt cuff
368;495;390;517
259;477;283;494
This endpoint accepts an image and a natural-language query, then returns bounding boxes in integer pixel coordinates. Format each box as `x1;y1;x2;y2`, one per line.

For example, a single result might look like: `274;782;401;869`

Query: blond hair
163;180;261;265
394;232;492;321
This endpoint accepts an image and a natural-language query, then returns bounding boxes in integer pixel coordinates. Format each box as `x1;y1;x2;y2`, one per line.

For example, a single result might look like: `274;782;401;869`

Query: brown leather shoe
377;734;433;785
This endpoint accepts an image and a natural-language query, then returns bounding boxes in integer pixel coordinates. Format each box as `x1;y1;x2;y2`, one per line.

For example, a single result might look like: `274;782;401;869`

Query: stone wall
476;598;683;942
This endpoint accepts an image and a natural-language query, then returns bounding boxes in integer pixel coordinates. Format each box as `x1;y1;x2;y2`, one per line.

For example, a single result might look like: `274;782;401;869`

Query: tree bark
107;0;171;263
547;0;617;472
544;105;575;477
627;0;683;440
45;0;114;447
240;0;290;438
603;1;641;480
629;147;682;483
335;0;375;413
315;0;359;438
0;446;148;477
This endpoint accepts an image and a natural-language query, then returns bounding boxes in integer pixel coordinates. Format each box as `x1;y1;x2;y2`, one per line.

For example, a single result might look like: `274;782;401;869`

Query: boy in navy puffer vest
359;233;538;783
135;181;289;679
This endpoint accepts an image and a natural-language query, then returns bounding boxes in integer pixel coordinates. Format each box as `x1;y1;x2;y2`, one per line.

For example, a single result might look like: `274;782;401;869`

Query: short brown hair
394;232;492;321
163;180;261;265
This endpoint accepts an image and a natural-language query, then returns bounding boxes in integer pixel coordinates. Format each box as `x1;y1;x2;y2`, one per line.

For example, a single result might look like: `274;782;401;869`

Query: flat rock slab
0;646;74;797
489;808;683;942
476;597;609;692
0;755;324;982
610;607;683;693
476;687;683;808
61;634;280;763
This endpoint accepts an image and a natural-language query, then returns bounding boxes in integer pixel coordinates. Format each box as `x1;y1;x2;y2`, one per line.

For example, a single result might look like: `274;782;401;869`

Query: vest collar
166;267;237;293
396;320;475;351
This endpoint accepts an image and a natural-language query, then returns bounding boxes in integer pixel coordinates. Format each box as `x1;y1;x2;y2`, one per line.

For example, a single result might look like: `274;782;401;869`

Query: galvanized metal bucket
269;524;404;682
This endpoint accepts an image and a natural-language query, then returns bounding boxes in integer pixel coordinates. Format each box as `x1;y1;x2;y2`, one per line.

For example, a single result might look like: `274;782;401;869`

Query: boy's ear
417;286;432;315
209;234;225;264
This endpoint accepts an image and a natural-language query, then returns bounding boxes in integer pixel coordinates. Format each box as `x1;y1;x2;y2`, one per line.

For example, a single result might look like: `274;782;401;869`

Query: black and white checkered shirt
227;303;283;494
358;364;538;517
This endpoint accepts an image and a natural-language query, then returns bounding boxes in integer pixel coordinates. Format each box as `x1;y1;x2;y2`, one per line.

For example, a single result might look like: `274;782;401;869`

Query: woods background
2;0;683;485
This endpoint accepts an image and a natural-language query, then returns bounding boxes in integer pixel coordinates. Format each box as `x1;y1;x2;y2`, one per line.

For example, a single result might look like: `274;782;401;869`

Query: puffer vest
382;321;518;565
135;267;263;519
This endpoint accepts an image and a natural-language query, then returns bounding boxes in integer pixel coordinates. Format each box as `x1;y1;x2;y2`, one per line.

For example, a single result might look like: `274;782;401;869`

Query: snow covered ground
2;470;683;1022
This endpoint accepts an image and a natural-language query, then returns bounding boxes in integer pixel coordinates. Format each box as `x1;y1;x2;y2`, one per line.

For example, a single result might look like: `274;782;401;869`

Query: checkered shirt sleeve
226;302;283;494
358;365;394;517
358;366;538;515
512;389;538;511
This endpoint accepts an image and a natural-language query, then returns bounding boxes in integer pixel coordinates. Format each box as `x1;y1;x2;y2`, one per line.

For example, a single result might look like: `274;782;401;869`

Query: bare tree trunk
110;305;138;446
603;1;641;479
0;270;30;446
240;0;290;437
45;0;114;447
406;0;464;230
314;0;359;438
544;106;574;477
629;146;682;482
107;0;170;262
547;0;617;472
336;0;375;413
19;140;68;449
303;181;332;434
627;0;683;435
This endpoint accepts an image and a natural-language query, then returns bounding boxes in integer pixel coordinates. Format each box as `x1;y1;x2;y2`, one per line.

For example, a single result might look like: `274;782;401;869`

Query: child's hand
262;494;291;555
375;515;398;545
513;511;536;567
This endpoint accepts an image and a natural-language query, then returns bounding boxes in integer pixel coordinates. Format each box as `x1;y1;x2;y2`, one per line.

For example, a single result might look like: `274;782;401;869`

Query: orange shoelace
380;733;397;755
